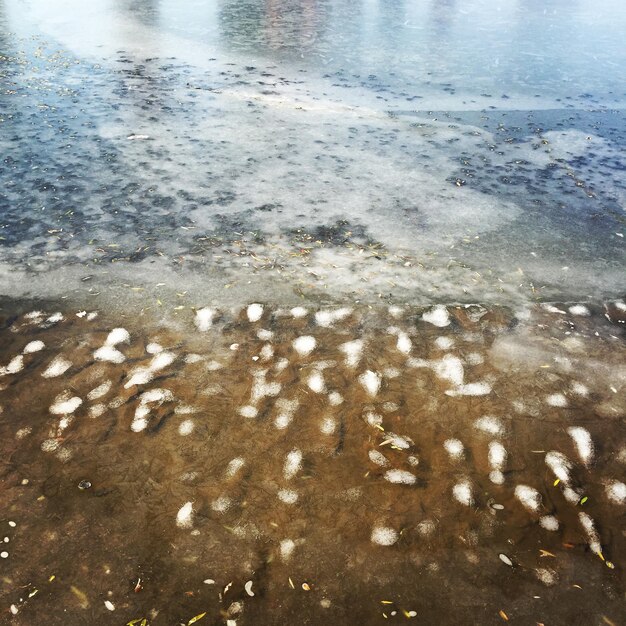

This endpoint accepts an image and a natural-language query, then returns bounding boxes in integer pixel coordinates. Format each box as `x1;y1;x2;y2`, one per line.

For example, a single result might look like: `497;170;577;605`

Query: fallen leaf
499;610;509;621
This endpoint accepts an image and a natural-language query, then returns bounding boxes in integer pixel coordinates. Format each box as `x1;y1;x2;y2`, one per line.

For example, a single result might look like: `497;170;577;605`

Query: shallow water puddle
0;300;624;625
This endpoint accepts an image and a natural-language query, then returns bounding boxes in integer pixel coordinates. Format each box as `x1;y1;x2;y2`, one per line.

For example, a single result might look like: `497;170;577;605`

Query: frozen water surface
0;1;625;625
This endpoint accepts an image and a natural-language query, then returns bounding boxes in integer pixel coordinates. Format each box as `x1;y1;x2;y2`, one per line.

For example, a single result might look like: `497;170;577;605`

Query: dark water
0;1;625;624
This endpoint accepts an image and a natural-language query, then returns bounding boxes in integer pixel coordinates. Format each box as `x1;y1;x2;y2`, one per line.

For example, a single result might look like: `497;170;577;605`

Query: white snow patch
290;306;308;318
545;451;572;483
328;391;344;406
396;333;412;355
320;417;336;435
280;539;296;561
211;496;231;513
578;512;601;554
446;382;491;396
226;457;245;478
87;380;112;400
239;405;258;419
146;342;163;354
50;393;82;415
539;515;560;531
433;355;464;386
434;336;454;350
488;442;507;470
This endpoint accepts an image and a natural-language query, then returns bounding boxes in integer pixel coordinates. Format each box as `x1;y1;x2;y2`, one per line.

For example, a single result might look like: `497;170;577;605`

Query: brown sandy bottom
0;299;625;626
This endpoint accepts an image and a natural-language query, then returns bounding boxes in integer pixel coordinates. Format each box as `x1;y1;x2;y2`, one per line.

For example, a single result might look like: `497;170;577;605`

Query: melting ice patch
422;306;450;327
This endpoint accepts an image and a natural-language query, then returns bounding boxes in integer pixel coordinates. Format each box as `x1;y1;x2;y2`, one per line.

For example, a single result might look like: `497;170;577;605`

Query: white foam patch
87;380;112;400
247;303;264;322
293;335;316;357
452;481;474;506
474;416;505;437
369;450;389;467
515;485;542;512
23;340;45;354
359;370;382;396
307;370;326;393
567;426;594;466
433;355;464;386
195;307;216;331
284;449;302;480
94;346;126;364
434;336;454;350
539;515;559;531
569;305;590;316
176;502;194;529
339;339;364;367
280;539;296;561
396;333;412;355
371;526;398;546
278;489;299;505
178;420;194;436
606;480;626;505
315;308;352;328
578;512;602;555
446;381;492;396
105;328;130;346
422;305;450;327
545;451;573;483
226;457;245;478
49;392;82;415
384;469;416;485
444;439;464;460
320;417;336;435
290;306;308;318
546;393;568;407
42;356;72;378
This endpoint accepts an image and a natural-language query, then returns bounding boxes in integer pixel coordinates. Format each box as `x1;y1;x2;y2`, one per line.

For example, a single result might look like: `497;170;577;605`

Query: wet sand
0;299;624;625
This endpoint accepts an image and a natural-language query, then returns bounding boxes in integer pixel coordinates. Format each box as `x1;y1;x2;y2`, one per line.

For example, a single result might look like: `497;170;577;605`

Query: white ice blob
545;451;573;484
514;485;542;512
567;427;594;466
195;307;216;331
452;481;474;506
247;303;264;322
444;439;464;460
23;340;45;354
178;420;195;436
293;336;316;357
315;308;352;328
396;333;412;355
474;416;505;437
384;470;416;485
371;527;398;546
49;392;82;415
105;328;130;346
94;346;126;364
339;339;364;367
176;502;194;529
422;305;450;327
359;370;382;396
606;480;626;505
284;449;302;480
42;356;72;378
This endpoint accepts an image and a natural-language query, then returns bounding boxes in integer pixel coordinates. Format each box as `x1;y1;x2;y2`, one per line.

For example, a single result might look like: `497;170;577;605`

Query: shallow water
0;1;625;624
0;301;625;624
